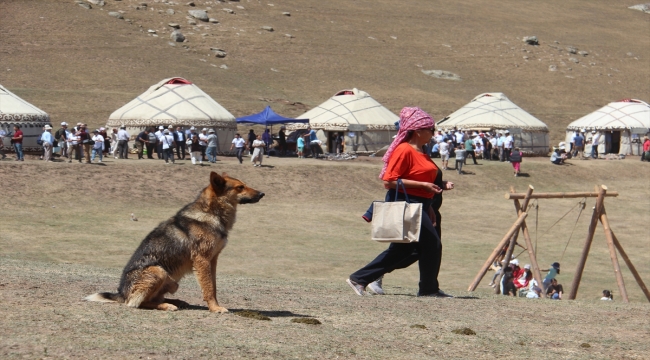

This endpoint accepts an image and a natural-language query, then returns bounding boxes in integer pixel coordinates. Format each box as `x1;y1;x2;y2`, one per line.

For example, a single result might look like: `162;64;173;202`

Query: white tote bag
371;180;422;243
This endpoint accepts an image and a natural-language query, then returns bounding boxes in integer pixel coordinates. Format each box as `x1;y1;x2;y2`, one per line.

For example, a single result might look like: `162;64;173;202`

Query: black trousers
504;148;512;162
156;142;163;159
146;142;155;159
200;145;207;160
176;142;186;159
465;150;477;164
350;191;442;295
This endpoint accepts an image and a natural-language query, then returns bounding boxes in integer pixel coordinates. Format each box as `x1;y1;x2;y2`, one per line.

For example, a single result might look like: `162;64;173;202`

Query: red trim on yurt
165;78;192;85
335;90;355;96
616;99;640;103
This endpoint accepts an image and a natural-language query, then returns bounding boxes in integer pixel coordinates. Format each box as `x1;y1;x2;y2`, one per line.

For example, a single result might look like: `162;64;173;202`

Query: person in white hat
40;125;55;162
503;130;513;161
154;126;165;159
55;122;69;158
117;125;130;159
161;129;176;164
205;129;218;163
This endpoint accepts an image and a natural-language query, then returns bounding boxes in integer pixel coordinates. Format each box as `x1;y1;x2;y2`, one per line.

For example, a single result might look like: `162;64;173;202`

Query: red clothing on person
643;139;650;152
13;130;23;143
382;142;438;199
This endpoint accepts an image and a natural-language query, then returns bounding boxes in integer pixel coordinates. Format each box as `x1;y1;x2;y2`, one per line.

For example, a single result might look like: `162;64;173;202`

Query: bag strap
395;179;410;202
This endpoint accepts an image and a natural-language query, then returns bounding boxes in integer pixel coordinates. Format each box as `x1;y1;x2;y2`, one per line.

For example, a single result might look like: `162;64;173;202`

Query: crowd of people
427;128;524;176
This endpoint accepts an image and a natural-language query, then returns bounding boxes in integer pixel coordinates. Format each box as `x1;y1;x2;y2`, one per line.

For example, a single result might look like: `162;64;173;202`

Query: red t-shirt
382;142;438;199
13;130;23;144
644;139;650;152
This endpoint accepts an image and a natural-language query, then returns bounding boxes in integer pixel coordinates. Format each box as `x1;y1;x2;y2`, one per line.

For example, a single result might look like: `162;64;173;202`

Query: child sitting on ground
601;289;613;301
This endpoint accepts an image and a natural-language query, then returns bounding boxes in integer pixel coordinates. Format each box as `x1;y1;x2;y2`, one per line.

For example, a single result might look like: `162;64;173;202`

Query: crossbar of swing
506;191;618;199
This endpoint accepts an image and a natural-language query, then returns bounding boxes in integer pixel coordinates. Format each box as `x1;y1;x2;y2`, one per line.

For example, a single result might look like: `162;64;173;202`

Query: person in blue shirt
297;134;305;158
430;142;440;157
41;125;55;162
303;126;320;159
542;262;560;290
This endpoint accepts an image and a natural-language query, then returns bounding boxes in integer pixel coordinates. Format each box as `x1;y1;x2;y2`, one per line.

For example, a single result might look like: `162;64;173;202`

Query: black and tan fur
85;172;264;312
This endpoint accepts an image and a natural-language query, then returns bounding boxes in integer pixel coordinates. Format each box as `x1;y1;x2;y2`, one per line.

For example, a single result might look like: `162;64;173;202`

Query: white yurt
564;99;650;156
0;85;51;152
437;93;550;155
287;88;398;154
106;78;237;153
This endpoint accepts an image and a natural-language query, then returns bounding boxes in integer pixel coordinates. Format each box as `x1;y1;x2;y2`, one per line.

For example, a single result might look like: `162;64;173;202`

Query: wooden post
467;212;528;291
599;209;629;302
568;185;607;300
611;231;650;302
506;191;618;200
512;187;545;298
493;186;534;295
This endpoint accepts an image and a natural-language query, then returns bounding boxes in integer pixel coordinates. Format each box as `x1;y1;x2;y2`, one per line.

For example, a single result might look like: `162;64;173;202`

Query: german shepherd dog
85;172;264;312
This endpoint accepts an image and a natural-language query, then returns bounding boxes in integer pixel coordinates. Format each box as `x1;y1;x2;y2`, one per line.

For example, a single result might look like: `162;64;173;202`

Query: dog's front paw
209;306;229;313
159;303;178;311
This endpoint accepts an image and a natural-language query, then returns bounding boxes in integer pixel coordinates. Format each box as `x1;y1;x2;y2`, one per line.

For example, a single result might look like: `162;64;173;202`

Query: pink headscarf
379;107;435;179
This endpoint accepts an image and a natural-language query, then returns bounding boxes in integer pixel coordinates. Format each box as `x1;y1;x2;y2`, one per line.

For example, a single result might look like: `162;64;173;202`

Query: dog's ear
210;171;226;194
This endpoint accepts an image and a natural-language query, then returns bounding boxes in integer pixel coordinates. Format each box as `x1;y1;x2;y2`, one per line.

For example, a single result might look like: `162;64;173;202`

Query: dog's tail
84;292;124;303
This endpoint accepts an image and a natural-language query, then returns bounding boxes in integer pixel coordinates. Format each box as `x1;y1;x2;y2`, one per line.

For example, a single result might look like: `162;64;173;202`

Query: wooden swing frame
468;185;650;303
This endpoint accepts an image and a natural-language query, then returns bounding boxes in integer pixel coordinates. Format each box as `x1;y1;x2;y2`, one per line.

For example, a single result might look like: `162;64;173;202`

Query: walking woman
347;107;455;298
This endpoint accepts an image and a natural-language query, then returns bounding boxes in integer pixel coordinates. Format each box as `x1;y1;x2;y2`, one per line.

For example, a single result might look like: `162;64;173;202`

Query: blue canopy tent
235;106;309;126
236;106;309;157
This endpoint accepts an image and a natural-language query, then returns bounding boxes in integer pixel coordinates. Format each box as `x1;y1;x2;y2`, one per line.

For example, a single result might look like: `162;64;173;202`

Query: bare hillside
1;0;649;142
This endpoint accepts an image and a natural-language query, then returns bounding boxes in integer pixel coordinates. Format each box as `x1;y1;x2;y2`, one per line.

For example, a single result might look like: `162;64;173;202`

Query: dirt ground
1;155;649;359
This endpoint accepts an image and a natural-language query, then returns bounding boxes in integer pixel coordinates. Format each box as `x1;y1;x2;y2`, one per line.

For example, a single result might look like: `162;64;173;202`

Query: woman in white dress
251;135;265;167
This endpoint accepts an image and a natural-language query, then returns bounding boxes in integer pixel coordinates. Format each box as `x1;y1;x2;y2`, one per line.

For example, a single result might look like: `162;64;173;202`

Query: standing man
590;130;601;159
11;125;24;161
230;133;246;164
482;132;491;161
262;128;271;157
161;129;176;164
77;124;92;164
67;126;81;163
497;132;506;161
146;127;157;159
174;126;186;160
199;128;209;162
135;128;149;159
110;128;119;159
503;130;513;162
41;125;55;162
572;130;585;158
247;129;257;155
206;129;218;163
304;126;320;159
278;126;287;156
55;122;69;158
117;125;130;159
155;126;164;159
464;135;477;165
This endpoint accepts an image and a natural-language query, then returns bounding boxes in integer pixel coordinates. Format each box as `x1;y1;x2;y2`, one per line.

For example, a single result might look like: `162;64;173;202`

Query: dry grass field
0;156;649;359
1;0;650;358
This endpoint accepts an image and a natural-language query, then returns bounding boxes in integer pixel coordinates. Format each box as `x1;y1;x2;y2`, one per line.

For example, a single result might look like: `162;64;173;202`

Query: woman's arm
383;180;442;195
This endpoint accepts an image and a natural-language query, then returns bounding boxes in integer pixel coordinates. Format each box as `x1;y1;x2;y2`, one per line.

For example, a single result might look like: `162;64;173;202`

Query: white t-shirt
232;137;246;148
592;133;601;145
155;130;163;140
439;142;450;155
252;139;265;148
490;137;497;147
161;134;174;149
67;132;79;146
92;135;104;149
199;133;208;146
504;135;513;149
